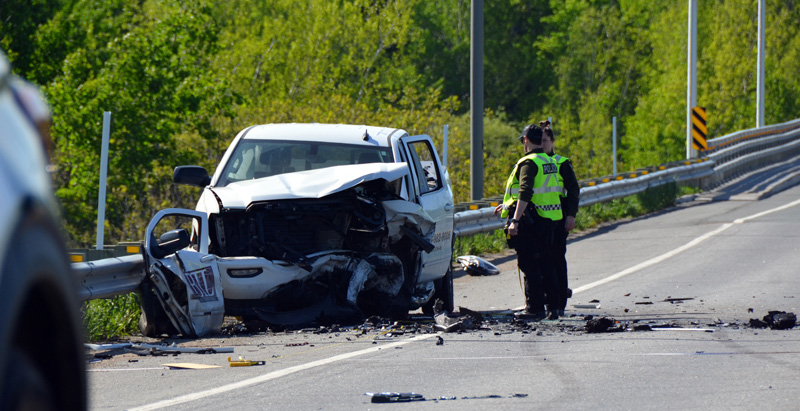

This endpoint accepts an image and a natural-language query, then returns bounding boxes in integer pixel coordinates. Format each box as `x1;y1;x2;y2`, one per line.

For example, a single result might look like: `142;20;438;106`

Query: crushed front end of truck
140;164;442;336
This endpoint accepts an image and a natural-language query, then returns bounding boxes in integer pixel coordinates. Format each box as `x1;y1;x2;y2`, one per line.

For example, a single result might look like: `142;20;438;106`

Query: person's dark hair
520;124;543;145
539;120;554;140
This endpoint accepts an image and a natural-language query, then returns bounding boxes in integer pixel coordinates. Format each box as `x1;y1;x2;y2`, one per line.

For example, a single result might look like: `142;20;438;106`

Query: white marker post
442;124;449;168
757;0;765;128
96;111;111;250
612;116;617;177
686;0;697;159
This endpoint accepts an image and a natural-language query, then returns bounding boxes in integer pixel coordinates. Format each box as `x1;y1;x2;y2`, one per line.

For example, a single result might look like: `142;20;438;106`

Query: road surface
87;184;800;410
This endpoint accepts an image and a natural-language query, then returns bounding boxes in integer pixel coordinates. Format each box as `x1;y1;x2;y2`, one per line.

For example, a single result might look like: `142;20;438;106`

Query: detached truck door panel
399;135;454;283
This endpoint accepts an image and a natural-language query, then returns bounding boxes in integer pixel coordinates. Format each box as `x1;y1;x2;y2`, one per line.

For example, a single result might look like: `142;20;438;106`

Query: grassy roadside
82;292;141;341
82;182;698;341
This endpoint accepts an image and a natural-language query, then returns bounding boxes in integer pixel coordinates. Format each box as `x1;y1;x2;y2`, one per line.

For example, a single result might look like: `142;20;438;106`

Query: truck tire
421;265;454;315
138;280;177;337
437;265;455;313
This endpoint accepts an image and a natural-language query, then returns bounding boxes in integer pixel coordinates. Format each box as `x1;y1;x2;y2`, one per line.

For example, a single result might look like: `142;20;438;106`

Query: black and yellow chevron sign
692;106;708;150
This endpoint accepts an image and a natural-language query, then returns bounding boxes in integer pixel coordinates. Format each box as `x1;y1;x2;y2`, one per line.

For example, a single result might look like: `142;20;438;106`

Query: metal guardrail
73;254;145;301
453;118;800;237
706;118;800;153
74;118;800;300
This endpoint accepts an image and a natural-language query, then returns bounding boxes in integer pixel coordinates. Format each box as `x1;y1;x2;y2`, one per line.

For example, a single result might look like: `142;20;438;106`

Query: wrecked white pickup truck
138;124;455;337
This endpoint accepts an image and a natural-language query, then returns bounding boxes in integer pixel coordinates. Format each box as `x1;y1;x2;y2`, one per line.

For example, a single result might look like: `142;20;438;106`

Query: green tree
0;0;63;78
622;1;687;168
699;0;760;136
40;0;233;245
535;0;659;177
763;0;800;125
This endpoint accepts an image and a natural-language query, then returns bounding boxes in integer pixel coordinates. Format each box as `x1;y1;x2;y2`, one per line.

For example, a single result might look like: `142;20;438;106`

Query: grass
82;182;700;341
82;293;141;341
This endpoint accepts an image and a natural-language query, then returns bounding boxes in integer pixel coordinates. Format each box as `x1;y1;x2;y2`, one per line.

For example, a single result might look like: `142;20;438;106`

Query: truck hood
210;162;409;208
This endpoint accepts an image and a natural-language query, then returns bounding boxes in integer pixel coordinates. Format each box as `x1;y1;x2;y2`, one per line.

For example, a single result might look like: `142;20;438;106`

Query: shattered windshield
217;140;394;187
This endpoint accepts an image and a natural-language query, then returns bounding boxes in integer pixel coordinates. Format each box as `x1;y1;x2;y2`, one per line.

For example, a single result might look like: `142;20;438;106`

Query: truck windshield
217;140;394;186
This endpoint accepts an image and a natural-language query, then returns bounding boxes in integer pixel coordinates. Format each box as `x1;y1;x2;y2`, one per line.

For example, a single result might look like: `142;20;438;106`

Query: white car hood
210;162;409;208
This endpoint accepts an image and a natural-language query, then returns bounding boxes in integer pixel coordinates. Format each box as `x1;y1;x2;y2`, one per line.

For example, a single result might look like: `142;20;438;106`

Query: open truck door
139;208;224;337
397;135;455;284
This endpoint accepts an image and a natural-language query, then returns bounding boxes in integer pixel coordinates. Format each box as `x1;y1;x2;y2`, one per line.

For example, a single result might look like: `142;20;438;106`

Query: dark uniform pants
513;215;559;313
553;217;569;311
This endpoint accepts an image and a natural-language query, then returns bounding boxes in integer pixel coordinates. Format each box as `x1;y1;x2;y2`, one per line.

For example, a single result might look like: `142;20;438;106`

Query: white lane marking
573;197;800;295
88;367;167;372
128;333;437;410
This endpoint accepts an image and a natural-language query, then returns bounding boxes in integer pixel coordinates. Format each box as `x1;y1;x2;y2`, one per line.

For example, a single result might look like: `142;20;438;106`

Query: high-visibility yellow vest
551;153;570;198
501;153;564;221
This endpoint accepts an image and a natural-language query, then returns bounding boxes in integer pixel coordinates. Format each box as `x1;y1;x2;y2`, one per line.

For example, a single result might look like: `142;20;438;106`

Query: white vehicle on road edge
0;51;87;408
138;124;455;337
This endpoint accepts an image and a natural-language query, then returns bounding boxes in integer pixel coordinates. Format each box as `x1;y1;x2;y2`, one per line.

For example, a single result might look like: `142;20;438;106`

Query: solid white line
573;197;800;295
88;367;167;372
127;333;437;411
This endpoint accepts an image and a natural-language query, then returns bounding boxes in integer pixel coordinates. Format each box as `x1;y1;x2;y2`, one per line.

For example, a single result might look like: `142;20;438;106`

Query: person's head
539;120;554;154
518;124;543;149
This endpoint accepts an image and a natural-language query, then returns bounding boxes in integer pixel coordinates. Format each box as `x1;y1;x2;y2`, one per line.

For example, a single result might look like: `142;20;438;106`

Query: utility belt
504;204;556;248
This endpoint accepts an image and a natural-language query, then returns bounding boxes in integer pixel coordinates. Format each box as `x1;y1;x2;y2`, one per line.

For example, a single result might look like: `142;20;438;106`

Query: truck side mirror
150;229;190;259
173;166;211;187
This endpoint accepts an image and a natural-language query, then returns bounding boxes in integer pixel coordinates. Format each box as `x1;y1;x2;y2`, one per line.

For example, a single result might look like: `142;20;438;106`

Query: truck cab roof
238;123;408;148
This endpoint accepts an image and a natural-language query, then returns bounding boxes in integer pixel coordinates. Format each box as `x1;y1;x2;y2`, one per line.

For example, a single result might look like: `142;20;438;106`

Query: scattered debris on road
456;255;500;276
163;363;221;370
748;311;797;330
367;392;425;403
365;392;529;403
228;356;265;366
585;317;625;333
87;308;800;366
86;342;234;362
663;297;694;303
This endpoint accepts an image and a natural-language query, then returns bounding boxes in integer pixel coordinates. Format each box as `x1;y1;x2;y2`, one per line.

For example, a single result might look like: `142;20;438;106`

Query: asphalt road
88;183;800;411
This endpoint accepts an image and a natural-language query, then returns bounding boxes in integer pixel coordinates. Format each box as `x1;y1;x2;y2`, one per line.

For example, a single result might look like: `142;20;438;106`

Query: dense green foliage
4;0;800;247
82;293;141;340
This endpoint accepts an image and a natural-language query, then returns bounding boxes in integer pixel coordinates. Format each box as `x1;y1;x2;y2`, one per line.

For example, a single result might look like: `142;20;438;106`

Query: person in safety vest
540;120;580;317
493;123;563;320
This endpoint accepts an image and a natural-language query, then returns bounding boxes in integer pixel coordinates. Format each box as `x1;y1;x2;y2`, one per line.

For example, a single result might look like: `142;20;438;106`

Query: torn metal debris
365;392;529;403
663;297;694;303
367;392;425;403
85;342;234;361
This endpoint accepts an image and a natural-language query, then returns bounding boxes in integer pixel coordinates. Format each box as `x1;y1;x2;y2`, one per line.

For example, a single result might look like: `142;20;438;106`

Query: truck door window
406;140;442;194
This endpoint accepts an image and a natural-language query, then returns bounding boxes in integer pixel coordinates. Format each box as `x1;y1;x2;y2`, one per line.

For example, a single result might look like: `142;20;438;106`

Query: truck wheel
438;266;454;313
138;280;177;337
421;265;454;315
